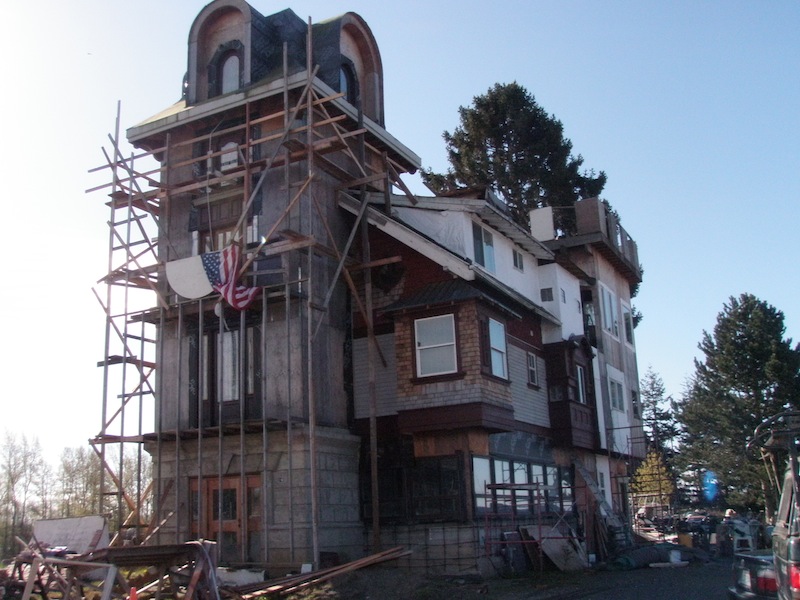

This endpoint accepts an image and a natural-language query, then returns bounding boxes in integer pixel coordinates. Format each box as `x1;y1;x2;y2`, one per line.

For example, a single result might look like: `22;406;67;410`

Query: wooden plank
99;565;118;600
523;525;587;571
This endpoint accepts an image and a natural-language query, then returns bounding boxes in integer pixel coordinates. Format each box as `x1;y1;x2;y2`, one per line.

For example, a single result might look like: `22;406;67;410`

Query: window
194;195;256;254
540;287;554;302
472;456;492;514
622;305;634;345
488;318;507;378
414;314;457;377
473;457;571;517
479;316;507;379
221;53;240;94
527;352;539;386
410;456;463;520
207;41;244;99
631;390;640;418
609;379;624;411
576;365;587;404
472;222;495;272
560;288;566;303
493;459;513;514
601;286;619;337
512;249;524;271
190;320;261;428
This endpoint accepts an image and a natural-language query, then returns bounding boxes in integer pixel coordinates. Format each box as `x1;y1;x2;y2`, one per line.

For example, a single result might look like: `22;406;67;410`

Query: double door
190;474;262;565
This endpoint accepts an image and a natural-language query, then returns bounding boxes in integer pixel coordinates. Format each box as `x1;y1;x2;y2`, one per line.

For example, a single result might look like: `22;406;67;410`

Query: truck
729;549;777;599
743;410;800;600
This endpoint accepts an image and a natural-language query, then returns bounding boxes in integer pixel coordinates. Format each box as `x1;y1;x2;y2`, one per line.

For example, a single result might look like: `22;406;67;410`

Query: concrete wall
148;425;363;569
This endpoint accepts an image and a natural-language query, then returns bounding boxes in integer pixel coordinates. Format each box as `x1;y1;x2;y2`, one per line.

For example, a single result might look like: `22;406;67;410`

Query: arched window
220;53;240;94
207;41;244;99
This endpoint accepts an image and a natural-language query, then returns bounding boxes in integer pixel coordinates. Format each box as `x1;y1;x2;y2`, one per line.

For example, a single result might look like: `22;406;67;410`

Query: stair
572;458;631;549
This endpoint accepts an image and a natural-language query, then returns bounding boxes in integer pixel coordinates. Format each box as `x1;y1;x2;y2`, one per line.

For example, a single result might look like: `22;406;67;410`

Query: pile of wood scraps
222;547;410;599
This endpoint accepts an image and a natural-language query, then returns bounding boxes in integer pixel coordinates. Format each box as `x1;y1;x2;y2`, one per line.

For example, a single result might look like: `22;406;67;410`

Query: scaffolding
86;27;417;568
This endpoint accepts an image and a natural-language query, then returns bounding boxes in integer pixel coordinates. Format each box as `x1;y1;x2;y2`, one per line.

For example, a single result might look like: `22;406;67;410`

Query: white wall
538;263;584;343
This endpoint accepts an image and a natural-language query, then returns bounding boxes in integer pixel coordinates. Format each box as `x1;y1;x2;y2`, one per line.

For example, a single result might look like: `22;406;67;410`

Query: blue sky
1;0;798;460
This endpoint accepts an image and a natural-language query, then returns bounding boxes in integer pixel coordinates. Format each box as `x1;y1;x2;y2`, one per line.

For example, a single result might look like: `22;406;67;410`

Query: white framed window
512;249;524;271
622;304;634;345
488;318;507;379
472;222;496;273
414;314;457;377
560;288;567;303
527;352;539;386
609;379;624;411
576;365;587;404
601;286;619;337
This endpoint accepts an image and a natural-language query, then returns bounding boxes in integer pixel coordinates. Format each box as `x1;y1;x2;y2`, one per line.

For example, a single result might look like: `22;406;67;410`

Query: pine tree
421;82;606;232
639;367;679;452
675;293;800;515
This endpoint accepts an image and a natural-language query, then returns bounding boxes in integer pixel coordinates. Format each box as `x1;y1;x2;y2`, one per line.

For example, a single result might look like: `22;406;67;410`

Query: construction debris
222;547;410;599
1;535;408;600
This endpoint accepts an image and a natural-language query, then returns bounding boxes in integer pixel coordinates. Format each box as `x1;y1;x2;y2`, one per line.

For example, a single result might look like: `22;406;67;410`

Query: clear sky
1;1;798;461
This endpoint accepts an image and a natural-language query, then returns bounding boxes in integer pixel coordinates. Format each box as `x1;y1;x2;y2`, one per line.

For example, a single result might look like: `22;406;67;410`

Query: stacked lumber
224;546;409;599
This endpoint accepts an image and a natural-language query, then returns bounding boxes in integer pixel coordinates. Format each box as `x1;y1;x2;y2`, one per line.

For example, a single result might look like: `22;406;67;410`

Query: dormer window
207;40;244;99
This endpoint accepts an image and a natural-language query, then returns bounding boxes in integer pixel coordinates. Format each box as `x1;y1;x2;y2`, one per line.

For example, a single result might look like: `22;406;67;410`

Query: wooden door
190;474;262;565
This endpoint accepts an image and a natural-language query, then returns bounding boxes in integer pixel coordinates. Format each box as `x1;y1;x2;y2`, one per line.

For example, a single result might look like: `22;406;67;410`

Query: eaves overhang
338;193;474;281
126;70;420;173
476;203;554;261
545;233;642;285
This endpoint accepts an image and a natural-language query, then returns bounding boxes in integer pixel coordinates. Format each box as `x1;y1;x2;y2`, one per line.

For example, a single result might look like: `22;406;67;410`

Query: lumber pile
223;546;410;599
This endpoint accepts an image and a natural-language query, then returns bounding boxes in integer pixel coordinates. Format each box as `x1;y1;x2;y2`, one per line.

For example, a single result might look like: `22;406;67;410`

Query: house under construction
88;0;646;575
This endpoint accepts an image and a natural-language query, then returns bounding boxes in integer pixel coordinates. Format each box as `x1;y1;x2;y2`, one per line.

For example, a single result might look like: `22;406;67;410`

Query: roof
127;72;419;172
382;279;520;318
383;193;554;261
338;193;561;326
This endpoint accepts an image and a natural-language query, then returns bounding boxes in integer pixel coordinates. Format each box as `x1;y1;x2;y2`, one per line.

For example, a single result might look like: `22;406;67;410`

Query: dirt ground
283;565;603;600
283;556;735;600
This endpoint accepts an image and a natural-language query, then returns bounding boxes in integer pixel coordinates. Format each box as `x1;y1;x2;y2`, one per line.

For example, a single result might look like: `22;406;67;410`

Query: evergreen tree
640;367;679;452
631;450;676;507
421;82;606;232
675;293;800;515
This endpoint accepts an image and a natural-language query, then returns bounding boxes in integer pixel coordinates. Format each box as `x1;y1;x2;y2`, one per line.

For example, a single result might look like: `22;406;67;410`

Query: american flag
201;244;259;310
